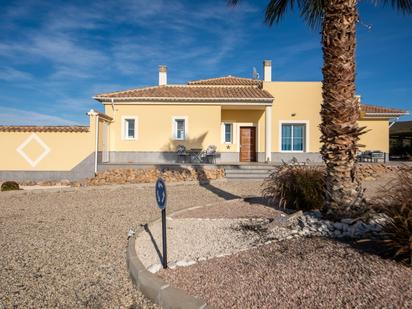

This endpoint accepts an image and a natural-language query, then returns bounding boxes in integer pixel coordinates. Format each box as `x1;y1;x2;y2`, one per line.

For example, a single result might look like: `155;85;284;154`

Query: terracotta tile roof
188;76;263;86
361;104;408;116
0;126;89;133
95;85;273;101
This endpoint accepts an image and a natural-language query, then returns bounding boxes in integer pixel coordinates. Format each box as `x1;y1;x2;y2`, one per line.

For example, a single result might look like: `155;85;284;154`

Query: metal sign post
155;178;167;269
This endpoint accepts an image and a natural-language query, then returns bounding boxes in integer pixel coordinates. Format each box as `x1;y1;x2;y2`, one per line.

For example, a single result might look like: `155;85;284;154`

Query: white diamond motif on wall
16;133;51;167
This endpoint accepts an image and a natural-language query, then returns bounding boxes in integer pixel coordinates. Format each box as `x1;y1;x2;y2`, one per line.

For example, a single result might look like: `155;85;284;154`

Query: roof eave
94;96;273;105
362;112;409;119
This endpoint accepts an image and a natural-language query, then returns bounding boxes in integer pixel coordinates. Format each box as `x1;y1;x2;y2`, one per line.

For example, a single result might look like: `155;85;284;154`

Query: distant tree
229;0;412;219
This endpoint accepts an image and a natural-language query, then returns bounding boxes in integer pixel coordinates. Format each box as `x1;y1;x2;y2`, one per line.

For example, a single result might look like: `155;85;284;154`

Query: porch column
265;105;272;162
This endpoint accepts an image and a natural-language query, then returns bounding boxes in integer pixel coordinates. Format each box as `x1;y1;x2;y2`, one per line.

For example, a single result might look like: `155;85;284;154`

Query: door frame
239;126;257;162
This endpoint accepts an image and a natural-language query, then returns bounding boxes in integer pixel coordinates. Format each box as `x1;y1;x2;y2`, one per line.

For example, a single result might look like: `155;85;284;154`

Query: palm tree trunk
320;0;365;219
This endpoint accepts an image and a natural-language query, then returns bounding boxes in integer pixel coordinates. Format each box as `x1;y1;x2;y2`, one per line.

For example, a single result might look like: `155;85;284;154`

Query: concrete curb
127;236;217;309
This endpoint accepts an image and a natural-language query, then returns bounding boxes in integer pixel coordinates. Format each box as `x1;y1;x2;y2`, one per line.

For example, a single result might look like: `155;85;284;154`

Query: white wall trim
172;116;188;140
221;121;234;144
16;133;51;167
121;116;138;141
279;120;310;153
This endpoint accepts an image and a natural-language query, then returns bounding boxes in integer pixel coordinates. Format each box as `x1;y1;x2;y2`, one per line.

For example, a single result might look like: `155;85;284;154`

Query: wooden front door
240;127;256;162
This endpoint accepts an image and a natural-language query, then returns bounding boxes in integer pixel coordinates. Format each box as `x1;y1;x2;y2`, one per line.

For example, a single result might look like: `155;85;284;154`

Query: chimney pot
159;65;167;85
263;60;272;82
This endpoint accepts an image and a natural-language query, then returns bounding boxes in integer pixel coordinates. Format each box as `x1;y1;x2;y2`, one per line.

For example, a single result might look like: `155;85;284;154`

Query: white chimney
263;60;272;82
159;65;167;86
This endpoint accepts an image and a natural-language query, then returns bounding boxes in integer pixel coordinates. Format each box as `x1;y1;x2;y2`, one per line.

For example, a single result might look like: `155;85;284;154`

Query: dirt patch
158;237;412;309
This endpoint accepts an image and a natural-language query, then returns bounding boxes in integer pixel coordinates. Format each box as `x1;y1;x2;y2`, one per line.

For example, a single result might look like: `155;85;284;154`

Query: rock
287;210;304;222
341;218;356;225
333;222;345;230
176;259;196;267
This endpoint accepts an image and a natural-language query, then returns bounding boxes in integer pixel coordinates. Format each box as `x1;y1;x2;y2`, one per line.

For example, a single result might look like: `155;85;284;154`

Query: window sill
122;138;137;141
280;150;305;153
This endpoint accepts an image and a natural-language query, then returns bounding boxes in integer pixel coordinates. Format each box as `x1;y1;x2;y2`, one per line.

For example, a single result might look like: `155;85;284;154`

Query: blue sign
155;178;167;210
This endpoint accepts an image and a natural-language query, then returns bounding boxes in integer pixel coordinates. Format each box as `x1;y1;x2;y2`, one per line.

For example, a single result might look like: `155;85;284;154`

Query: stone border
0;178;228;195
127;236;217;309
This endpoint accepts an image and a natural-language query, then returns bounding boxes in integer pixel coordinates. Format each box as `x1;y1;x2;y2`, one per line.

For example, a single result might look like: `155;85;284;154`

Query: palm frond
298;0;325;29
227;0;240;6
265;0;296;25
380;0;412;13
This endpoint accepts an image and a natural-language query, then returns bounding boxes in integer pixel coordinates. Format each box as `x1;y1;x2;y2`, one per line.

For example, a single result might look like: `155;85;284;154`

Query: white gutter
389;117;399;128
87;109;100;175
94;115;99;175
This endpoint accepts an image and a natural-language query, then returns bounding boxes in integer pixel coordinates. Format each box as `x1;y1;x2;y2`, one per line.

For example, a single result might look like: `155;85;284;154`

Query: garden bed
158;237;412;308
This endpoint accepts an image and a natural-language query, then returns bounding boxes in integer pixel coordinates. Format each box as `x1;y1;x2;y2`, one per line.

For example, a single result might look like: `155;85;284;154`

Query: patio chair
371;151;385;163
176;145;189;163
358;151;372;162
204;145;217;164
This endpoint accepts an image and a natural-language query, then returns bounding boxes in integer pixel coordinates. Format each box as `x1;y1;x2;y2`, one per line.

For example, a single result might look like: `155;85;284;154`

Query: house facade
0;60;408;181
94;61;407;164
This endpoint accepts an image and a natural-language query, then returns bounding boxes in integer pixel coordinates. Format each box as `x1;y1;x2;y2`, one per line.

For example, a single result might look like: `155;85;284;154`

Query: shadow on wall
160;132;208;152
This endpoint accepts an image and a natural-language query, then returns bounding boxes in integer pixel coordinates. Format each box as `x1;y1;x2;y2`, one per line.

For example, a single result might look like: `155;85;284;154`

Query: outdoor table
188;148;203;163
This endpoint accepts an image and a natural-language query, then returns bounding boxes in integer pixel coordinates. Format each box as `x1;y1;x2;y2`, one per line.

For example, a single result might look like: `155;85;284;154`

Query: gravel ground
0;180;261;308
159;237;412;309
172;198;280;219
136;217;269;271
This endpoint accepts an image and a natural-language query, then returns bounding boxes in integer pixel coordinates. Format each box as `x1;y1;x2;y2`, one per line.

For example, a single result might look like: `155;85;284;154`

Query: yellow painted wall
0;129;94;171
358;119;389;152
104;104;221;151
263;82;322;152
221;109;265;152
0;115;96;171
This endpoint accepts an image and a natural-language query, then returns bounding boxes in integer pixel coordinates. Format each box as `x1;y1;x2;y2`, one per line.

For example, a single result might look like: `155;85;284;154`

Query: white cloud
0;67;32;81
0;107;81;125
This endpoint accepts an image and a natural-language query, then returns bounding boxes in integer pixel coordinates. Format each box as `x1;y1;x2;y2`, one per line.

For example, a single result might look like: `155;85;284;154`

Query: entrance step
224;165;276;180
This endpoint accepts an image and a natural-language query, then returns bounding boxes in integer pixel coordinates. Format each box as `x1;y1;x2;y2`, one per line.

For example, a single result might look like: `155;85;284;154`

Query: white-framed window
223;123;233;144
281;123;306;152
122;116;138;140
172;116;188;140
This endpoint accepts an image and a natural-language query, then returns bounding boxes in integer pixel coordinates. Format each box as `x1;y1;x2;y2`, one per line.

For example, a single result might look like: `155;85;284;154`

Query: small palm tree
229;0;412;219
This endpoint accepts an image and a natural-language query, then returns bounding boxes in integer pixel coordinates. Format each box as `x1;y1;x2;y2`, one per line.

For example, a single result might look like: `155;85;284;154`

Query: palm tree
229;0;412;219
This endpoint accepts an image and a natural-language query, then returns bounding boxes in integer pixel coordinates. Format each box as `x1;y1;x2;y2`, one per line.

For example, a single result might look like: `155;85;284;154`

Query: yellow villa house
0;60;408;181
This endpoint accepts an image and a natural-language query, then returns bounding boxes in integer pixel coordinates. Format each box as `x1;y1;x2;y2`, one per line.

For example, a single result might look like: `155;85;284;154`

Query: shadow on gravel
199;182;240;200
142;223;164;265
194;166;240;200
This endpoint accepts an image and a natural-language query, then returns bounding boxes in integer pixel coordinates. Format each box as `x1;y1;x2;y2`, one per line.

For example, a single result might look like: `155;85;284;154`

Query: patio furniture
205;145;217;164
371;151;385;163
176;145;189;163
188;148;203;163
358;151;386;163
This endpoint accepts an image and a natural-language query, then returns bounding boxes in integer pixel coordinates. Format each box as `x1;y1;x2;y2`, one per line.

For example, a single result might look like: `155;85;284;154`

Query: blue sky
0;0;411;125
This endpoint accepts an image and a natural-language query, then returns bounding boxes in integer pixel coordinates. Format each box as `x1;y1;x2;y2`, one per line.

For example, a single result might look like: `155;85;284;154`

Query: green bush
262;161;325;211
1;181;20;192
371;165;412;266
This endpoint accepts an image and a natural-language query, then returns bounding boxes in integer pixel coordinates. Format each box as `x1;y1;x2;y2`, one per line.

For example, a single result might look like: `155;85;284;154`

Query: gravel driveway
0;180;261;308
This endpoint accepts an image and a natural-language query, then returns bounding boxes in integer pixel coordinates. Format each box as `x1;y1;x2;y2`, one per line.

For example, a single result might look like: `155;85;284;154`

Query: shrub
262;161;325;211
371;165;412;266
1;181;20;192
